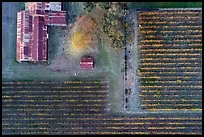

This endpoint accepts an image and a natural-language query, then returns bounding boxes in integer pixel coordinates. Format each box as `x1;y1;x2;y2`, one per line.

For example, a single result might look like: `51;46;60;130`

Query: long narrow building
16;2;67;62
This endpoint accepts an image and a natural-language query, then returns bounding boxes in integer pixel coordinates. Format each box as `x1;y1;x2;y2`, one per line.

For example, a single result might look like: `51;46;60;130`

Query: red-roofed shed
80;57;94;69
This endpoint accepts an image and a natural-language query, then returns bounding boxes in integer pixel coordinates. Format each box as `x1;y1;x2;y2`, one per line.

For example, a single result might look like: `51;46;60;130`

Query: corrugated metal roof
16;11;24;61
80;57;94;62
80;57;94;69
47;11;66;26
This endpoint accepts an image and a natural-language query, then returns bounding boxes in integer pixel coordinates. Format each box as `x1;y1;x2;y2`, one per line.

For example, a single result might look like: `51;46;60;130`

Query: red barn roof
47;11;67;26
80;57;94;69
16;2;67;62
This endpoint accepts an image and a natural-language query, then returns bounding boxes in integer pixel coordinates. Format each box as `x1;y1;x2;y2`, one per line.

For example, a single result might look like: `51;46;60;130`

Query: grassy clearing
13;40;17;65
47;27;61;61
95;45;109;69
92;36;123;113
129;2;202;9
102;42;123;113
19;2;25;10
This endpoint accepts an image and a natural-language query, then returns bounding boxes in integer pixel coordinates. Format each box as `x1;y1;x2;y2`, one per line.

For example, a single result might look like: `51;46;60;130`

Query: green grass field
129;2;202;9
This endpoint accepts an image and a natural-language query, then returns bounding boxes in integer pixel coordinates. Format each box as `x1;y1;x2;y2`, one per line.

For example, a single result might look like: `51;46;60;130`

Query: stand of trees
83;2;133;49
71;16;97;49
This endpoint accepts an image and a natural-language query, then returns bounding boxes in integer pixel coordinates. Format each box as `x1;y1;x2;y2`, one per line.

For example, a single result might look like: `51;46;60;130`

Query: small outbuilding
80;57;94;69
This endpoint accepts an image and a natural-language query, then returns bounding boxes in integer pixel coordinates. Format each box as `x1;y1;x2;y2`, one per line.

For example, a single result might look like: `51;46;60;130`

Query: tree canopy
71;15;97;49
82;2;134;49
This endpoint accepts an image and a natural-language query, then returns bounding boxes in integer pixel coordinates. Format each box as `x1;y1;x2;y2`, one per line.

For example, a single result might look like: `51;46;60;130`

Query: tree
71;31;93;49
82;2;129;49
97;2;111;10
88;7;105;26
83;2;95;13
71;15;97;49
111;19;120;26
